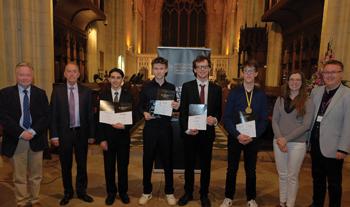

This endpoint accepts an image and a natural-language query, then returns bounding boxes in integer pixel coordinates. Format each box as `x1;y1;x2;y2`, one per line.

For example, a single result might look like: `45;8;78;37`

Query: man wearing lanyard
309;59;350;207
0;62;49;207
220;60;268;207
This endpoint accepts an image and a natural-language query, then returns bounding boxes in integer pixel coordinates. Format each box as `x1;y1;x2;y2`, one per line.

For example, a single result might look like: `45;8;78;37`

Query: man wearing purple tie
50;62;95;206
0;62;49;207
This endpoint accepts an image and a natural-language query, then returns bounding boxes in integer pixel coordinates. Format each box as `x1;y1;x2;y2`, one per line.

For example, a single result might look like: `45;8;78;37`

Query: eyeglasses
243;69;256;74
321;71;343;75
289;78;302;82
196;65;210;70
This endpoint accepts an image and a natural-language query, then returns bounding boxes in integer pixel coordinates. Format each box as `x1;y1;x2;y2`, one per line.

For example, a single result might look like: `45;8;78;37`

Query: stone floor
1;145;350;207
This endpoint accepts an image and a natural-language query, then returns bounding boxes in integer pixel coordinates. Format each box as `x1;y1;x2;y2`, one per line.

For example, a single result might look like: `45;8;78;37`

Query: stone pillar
319;0;350;80
0;0;54;92
266;23;283;87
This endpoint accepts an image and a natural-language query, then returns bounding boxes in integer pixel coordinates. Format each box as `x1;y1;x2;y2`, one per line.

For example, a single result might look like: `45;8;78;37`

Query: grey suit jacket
310;84;350;158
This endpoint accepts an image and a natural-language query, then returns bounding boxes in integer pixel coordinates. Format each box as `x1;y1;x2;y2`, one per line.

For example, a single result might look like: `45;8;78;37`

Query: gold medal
244;89;253;114
245;106;252;114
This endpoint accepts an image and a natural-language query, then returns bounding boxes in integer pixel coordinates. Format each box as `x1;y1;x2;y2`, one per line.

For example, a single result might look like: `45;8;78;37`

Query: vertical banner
155;47;211;171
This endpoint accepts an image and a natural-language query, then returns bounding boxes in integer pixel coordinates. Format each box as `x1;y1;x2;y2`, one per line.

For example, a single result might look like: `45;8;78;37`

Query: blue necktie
22;89;31;129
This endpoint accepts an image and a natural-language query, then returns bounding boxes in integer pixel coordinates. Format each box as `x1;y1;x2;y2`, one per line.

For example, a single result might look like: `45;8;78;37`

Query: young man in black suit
97;68;133;205
178;55;222;207
0;62;49;207
50;62;95;206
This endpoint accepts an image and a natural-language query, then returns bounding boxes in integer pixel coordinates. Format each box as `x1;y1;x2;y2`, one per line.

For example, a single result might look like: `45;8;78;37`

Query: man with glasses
220;60;268;207
309;59;350;207
178;55;222;207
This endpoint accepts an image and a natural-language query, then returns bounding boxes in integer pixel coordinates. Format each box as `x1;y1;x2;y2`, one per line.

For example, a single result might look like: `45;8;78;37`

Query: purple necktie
69;87;75;127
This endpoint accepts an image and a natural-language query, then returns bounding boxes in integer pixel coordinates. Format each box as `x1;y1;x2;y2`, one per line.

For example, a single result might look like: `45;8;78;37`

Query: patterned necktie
114;91;119;103
22;89;31;129
200;84;205;104
69;87;75;127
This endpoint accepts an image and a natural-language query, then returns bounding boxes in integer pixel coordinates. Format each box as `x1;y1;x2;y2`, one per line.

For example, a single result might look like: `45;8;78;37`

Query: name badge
316;115;323;122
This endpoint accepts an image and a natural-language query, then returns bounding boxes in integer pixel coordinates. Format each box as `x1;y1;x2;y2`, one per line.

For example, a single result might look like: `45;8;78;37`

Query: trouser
183;132;213;197
12;139;43;205
273;140;306;207
59;129;88;195
310;136;343;207
224;137;259;200
142;123;174;194
103;135;130;195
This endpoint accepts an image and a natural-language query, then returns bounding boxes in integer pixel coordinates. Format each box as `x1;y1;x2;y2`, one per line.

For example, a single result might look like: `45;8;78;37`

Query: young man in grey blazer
309;59;350;207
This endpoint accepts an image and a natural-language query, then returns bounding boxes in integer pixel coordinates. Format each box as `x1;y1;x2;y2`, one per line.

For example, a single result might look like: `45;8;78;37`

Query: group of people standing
0;56;349;207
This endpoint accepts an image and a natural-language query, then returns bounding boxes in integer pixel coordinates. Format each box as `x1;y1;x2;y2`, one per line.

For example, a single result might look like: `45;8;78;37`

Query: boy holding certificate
220;60;268;207
178;55;222;207
97;68;134;206
138;57;179;206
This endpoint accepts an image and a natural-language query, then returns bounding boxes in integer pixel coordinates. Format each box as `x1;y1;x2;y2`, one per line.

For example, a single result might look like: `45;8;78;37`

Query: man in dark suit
0;62;49;207
50;62;95;205
178;55;222;207
97;68;133;205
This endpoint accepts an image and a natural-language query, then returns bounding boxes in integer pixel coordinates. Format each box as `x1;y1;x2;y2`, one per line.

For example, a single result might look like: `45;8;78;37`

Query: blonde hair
16;62;34;70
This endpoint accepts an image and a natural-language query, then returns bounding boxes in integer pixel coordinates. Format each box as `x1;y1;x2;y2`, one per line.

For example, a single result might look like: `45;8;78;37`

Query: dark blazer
0;85;49;157
97;87;134;145
50;83;95;146
179;80;222;140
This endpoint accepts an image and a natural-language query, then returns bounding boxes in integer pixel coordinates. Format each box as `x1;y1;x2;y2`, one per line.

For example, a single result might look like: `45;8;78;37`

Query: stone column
266;23;282;87
0;0;54;92
319;0;350;80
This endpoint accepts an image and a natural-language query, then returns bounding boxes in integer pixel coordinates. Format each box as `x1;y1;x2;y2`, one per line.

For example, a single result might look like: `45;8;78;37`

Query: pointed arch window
161;0;206;47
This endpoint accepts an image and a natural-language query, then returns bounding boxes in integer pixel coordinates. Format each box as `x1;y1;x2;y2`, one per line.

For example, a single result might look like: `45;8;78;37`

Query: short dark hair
241;59;258;71
151;57;168;68
324;59;344;71
109;68;124;78
192;55;211;70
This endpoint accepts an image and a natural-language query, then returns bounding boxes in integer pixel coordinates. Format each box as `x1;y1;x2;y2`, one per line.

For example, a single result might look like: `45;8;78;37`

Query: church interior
0;0;350;206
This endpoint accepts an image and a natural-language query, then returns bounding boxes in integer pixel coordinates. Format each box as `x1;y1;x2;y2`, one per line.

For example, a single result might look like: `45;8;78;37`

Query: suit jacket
311;84;350;158
96;87;134;147
50;83;95;147
0;85;49;157
179;80;222;140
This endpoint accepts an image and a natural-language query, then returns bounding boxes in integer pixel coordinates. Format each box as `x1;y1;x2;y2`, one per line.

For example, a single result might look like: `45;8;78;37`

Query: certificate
154;100;173;116
188;104;207;130
99;100;133;125
236;120;256;138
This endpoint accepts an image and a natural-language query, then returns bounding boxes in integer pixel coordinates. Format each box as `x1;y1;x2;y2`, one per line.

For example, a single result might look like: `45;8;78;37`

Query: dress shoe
178;194;193;206
200;196;211;207
120;193;130;204
105;194;116;205
77;193;94;203
59;194;73;206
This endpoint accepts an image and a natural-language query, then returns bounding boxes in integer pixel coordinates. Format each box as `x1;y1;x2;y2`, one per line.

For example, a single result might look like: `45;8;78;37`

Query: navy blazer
223;84;268;139
0;85;49;157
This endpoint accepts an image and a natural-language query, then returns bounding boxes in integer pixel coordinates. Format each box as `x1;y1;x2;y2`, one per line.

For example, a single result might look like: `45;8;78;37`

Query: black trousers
183;132;213;197
142;122;174;194
59;129;88;195
224;137;259;200
103;135;130;196
310;136;343;207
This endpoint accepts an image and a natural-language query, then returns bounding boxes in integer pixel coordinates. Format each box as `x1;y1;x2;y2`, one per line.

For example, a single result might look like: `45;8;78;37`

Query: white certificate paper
153;100;173;116
99;111;133;125
188;114;207;130
236;120;256;138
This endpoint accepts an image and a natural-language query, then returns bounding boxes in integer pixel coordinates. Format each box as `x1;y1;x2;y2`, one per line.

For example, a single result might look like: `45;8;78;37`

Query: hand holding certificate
188;104;207;130
99;100;133;125
153;89;176;117
236;120;256;138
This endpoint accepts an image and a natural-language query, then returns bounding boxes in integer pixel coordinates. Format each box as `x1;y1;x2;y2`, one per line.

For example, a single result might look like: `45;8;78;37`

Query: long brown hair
281;71;308;117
